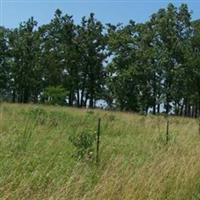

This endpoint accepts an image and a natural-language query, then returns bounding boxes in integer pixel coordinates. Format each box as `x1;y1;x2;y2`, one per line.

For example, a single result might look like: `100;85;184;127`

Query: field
1;103;200;200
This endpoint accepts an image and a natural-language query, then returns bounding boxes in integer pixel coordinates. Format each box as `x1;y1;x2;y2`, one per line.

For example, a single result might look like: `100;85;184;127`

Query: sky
1;0;200;28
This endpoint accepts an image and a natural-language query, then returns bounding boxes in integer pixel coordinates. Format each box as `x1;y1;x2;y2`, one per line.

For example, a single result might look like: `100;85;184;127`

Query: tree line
0;3;200;117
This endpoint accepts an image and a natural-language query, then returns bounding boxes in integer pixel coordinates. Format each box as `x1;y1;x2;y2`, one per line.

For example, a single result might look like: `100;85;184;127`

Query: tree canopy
0;4;200;117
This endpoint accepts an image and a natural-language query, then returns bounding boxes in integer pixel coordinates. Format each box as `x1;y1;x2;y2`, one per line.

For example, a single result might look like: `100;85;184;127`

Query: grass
1;103;200;199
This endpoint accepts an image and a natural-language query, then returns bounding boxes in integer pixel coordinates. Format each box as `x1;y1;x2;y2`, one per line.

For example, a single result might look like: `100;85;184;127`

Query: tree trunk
12;90;16;103
157;103;160;114
76;90;80;107
68;91;73;106
153;103;156;115
89;93;94;108
23;88;29;103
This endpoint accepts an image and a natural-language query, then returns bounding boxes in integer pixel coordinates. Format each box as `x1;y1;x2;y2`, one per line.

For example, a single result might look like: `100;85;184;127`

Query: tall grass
1;103;200;199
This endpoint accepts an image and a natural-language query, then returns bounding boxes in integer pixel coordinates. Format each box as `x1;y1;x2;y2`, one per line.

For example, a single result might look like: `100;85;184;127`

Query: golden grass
0;103;200;200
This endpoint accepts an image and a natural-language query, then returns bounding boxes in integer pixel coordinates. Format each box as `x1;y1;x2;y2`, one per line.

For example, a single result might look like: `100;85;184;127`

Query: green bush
42;86;67;106
69;130;95;160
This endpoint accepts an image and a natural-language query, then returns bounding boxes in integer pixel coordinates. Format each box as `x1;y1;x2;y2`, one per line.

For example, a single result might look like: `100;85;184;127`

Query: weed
69;130;96;161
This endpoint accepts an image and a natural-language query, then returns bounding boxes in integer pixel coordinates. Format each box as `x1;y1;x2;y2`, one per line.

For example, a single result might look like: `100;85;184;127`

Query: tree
0;27;10;100
9;17;39;103
150;4;192;114
0;5;200;117
77;13;107;108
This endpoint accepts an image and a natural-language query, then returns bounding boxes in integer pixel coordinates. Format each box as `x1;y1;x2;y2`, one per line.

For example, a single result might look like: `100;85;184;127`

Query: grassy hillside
1;103;200;200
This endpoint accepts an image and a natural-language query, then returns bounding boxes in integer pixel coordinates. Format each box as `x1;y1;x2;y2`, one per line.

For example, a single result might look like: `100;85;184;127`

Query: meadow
1;103;200;200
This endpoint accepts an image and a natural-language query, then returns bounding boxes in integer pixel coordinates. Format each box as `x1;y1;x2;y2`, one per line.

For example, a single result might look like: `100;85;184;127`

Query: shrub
69;130;95;160
42;86;67;106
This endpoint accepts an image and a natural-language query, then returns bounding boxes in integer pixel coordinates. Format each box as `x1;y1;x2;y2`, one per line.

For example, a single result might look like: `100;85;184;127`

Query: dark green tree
9;17;39;103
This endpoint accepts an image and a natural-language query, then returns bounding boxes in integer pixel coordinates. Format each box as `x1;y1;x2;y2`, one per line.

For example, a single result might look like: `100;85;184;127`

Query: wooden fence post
96;118;101;165
166;118;169;144
198;117;200;135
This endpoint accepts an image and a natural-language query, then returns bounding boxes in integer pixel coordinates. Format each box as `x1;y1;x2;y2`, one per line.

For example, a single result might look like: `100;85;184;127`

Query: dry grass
0;103;200;200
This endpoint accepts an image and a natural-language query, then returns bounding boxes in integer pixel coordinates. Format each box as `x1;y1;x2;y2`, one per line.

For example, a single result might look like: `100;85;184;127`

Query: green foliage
42;86;67;105
0;27;10;100
8;17;39;103
0;4;200;117
69;130;96;160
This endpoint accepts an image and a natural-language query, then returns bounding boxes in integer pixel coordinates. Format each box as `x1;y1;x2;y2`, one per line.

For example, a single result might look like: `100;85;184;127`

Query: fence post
198;117;200;135
166;118;169;144
96;118;101;165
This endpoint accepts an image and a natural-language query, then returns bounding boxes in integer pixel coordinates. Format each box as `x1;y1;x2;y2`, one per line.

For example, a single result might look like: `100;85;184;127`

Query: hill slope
1;103;200;200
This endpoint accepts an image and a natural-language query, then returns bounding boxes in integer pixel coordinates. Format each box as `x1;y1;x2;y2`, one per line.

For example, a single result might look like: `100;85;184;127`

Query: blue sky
1;0;200;28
